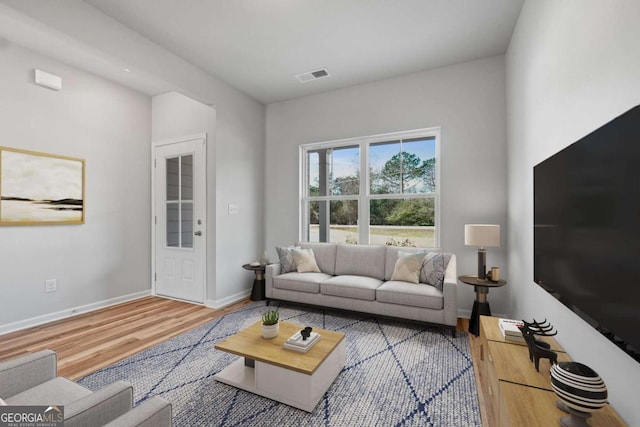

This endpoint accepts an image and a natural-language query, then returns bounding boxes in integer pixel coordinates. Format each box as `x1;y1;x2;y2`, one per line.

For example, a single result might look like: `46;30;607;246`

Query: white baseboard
0;290;151;336
206;289;252;309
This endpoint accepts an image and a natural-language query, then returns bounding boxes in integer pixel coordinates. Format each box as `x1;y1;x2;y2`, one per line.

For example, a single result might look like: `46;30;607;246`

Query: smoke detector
295;68;331;83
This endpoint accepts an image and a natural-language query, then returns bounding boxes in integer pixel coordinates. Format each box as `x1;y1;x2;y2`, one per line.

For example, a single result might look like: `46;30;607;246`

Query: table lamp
464;224;500;279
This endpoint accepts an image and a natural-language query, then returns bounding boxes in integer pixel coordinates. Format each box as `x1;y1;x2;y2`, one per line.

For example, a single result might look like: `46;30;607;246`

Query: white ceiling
81;0;524;104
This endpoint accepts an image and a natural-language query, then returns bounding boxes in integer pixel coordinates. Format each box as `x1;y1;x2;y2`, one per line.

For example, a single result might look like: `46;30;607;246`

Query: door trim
151;133;207;301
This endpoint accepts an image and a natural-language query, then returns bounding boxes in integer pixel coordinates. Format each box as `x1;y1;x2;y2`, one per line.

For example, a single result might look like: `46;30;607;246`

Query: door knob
194;231;202;236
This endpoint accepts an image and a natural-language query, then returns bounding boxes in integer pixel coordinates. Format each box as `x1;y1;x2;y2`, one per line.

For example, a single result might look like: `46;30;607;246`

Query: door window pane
166;157;179;200
181;155;193;200
369;198;435;247
181;202;193;248
167;203;179;247
165;154;195;249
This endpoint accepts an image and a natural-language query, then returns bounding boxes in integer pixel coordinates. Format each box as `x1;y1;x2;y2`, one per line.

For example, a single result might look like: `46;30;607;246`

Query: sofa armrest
442;255;458;326
104;396;172;427
265;263;281;298
64;380;133;427
0;350;57;398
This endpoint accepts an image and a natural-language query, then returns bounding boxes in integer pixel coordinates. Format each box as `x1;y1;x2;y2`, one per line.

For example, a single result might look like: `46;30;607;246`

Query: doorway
153;135;206;303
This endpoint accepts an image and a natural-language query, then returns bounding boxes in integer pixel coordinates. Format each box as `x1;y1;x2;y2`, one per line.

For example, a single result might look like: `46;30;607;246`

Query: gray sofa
266;242;457;335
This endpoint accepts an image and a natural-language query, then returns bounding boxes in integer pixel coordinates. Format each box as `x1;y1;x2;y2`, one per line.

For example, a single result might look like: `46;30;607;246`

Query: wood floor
0;297;489;424
0;296;251;380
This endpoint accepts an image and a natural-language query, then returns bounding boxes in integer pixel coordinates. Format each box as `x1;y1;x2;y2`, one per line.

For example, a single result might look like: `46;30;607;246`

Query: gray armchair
0;350;171;427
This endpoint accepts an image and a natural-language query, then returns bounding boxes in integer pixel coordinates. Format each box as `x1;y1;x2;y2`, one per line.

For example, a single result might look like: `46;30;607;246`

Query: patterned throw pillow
391;251;426;284
276;246;300;273
291;248;321;273
420;252;452;291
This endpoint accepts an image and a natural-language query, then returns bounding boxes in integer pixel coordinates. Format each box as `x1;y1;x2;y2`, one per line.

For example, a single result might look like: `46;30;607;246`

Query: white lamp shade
465;224;500;247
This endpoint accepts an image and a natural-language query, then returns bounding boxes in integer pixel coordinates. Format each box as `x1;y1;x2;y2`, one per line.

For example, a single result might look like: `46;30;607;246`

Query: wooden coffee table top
214;321;345;375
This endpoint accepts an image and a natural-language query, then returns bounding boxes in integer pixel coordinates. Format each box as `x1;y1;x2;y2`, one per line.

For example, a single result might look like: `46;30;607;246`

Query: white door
153;136;206;303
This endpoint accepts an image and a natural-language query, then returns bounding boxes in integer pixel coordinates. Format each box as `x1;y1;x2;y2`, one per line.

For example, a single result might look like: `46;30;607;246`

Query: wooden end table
458;275;506;336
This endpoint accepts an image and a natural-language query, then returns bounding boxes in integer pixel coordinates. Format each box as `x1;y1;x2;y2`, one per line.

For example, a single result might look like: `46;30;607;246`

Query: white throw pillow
391;251;426;284
291;248;321;273
0;397;6;406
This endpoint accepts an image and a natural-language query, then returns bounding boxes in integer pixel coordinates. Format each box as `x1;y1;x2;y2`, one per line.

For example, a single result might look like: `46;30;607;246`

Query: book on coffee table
284;331;321;353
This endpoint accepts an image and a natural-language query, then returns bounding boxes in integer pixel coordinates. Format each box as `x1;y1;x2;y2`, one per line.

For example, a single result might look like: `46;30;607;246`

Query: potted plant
261;309;279;339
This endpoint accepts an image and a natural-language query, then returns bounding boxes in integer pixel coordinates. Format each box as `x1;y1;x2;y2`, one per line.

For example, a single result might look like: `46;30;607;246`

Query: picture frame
0;146;85;225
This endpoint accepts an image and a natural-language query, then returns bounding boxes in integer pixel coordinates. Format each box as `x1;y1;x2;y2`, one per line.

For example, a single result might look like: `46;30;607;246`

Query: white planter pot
262;323;279;339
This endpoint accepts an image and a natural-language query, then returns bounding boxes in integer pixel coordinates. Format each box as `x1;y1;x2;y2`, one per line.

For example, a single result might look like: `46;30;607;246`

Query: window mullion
360;141;369;244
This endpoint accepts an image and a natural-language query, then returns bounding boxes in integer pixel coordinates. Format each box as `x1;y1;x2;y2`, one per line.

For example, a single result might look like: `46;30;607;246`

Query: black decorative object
301;327;312;341
550;362;608;427
518;319;558;372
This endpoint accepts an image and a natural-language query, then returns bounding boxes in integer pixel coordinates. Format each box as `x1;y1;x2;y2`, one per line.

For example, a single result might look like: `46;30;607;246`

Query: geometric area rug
79;301;481;426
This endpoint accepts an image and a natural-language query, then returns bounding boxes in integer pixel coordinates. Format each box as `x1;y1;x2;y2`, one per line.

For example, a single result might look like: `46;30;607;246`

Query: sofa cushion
376;281;443;310
422;252;453;291
6;377;92;405
291;248;321;273
321;275;383;301
296;242;337;275
276;246;301;273
334;244;386;279
390;251;426;284
384;246;441;280
273;272;332;294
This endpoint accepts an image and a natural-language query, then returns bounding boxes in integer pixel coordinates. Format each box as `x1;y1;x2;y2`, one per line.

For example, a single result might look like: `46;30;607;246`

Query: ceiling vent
295;68;331;83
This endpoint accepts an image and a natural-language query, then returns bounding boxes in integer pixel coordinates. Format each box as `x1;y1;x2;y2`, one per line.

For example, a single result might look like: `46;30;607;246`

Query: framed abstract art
0;146;85;225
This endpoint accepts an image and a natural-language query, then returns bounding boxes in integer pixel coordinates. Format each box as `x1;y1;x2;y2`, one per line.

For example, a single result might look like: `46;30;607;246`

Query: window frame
299;127;441;247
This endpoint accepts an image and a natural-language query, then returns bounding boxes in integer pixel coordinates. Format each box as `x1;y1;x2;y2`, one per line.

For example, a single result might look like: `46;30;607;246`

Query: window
166;154;194;248
300;128;439;247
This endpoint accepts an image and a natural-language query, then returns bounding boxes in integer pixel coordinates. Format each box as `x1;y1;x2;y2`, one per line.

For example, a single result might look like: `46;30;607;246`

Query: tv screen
534;105;640;361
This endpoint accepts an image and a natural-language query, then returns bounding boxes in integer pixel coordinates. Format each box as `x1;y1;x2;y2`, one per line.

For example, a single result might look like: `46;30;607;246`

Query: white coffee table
214;320;346;412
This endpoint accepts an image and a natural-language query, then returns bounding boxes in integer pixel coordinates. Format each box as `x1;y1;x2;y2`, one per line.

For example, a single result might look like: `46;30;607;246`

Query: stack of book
498;318;525;343
283;330;321;353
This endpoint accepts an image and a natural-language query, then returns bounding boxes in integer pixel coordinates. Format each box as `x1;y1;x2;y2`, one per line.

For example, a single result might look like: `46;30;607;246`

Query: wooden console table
476;316;626;426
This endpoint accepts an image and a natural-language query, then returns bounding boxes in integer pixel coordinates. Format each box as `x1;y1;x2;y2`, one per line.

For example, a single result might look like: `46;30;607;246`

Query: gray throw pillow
420;252;452;291
276;246;300;273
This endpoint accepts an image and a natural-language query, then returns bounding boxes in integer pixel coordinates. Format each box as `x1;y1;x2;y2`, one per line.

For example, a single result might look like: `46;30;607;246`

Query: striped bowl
550;362;608;413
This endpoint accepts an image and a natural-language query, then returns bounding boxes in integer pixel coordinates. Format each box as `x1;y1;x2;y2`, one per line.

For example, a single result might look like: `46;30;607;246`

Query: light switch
228;204;239;215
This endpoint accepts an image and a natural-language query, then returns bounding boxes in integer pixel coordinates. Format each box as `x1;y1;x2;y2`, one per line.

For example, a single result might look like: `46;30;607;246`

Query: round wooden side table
243;263;267;301
458;275;506;336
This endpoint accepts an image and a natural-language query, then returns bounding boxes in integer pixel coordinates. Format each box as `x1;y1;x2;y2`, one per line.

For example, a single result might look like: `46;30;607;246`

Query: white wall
266;55;509;316
0;41;151;327
0;0;267;309
506;1;640;423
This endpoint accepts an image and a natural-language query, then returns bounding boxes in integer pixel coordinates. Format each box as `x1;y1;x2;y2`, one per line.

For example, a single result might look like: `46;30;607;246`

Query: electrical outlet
45;279;57;293
228;204;239;215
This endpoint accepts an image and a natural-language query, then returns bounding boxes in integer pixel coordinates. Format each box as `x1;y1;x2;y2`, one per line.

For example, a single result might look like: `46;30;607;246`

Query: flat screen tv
534;105;640;362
